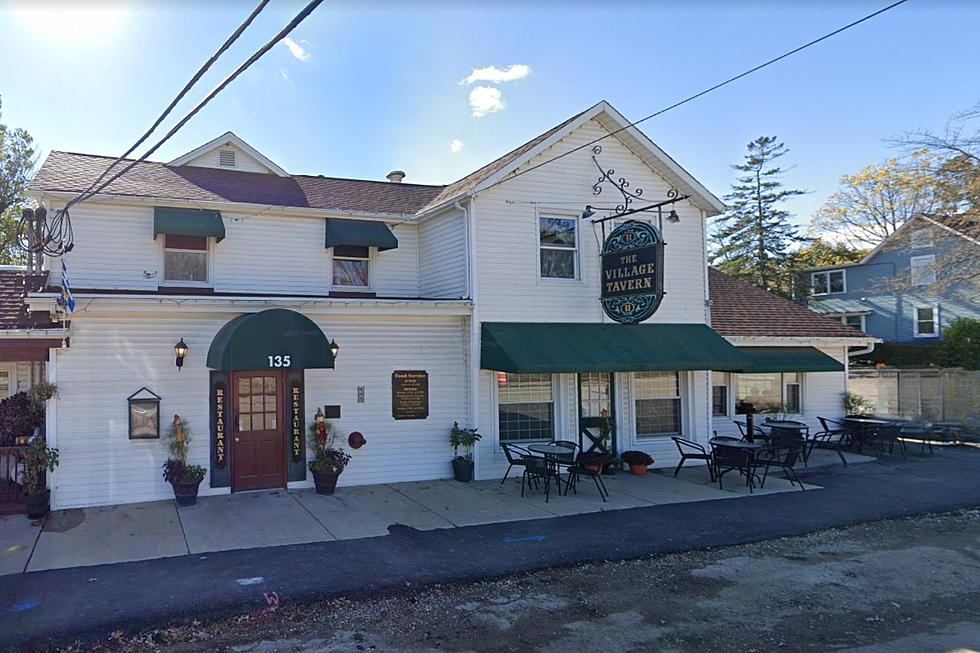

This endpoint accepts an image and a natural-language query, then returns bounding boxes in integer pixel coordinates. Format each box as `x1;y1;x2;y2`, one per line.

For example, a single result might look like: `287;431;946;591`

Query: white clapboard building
21;101;874;509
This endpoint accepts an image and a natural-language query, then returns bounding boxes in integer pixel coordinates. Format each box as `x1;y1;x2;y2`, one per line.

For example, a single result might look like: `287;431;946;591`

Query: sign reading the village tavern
392;370;429;420
600;220;665;324
213;381;227;468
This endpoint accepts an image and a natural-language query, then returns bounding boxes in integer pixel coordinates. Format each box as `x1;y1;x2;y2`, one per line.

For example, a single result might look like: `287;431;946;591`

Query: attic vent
218;149;237;168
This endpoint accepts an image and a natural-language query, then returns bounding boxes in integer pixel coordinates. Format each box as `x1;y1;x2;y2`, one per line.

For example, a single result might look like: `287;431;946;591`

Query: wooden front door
232;371;285;491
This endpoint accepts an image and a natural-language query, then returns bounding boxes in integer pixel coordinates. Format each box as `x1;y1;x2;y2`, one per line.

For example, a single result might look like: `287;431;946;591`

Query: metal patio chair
809;417;849;466
499;443;532;484
521;454;560;502
711;440;758;493
564;454;610;502
670;436;715;482
756;431;806;491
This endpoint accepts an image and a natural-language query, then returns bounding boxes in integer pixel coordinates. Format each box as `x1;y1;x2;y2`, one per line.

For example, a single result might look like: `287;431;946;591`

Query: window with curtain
735;373;802;414
634;371;681;437
498;373;554;442
711;371;728;417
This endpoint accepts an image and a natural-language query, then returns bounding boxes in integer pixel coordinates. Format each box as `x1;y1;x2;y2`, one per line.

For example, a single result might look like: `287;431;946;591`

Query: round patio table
528;443;573;457
762;420;808;431
843;417;893;453
709;438;766;451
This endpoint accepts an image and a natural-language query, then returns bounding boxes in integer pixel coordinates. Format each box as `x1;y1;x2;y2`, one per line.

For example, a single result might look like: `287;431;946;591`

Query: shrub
943;318;980;370
0;392;44;446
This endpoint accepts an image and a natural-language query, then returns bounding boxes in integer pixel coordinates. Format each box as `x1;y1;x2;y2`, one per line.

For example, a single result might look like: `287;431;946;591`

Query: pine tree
713;136;804;295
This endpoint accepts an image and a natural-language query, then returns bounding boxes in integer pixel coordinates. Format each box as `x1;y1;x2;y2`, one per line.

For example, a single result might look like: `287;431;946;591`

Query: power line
486;0;909;193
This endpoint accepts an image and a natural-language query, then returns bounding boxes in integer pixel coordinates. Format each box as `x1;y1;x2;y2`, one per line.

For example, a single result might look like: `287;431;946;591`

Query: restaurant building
20;101;874;510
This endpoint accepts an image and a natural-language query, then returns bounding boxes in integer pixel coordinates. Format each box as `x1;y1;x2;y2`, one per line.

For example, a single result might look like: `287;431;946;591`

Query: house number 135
268;355;291;368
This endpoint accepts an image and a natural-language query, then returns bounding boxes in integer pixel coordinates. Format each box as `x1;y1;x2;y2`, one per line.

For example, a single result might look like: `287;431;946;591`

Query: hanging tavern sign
600;220;665;324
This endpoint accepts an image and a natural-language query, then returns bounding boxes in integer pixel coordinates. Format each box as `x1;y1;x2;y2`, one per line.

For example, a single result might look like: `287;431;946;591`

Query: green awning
154;207;225;242
324;218;398;251
207;309;335;371
739;346;844;373
481;322;749;373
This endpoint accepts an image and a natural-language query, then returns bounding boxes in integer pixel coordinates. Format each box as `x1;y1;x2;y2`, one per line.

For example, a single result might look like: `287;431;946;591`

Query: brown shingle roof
30;151;445;216
0;270;59;330
708;267;867;339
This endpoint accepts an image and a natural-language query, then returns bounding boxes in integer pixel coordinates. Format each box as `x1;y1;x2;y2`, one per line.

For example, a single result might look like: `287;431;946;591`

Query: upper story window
811;269;845;295
910;255;936;286
840;314;865;331
332;245;371;289
914;305;939;338
539;215;577;279
910;227;933;249
163;235;210;285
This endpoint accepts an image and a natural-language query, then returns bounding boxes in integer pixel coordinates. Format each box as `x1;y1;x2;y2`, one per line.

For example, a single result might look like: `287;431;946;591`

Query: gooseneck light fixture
329;339;340;359
174;338;189;370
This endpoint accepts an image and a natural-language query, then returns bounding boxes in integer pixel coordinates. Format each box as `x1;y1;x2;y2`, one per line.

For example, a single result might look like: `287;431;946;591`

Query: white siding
474;118;708;324
49;311;467;509
183;143;274;175
374;223;421;297
419;208;467;298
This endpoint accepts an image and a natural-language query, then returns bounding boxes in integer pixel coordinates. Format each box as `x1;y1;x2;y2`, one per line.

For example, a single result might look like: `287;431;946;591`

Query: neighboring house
0;268;62;402
805;215;980;344
22;100;873;510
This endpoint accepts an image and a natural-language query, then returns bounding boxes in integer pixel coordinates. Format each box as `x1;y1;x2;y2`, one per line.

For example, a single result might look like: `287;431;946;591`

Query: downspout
456;196;481;477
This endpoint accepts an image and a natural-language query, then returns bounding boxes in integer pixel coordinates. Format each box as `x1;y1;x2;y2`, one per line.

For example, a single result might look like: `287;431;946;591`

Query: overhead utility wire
485;0;909;193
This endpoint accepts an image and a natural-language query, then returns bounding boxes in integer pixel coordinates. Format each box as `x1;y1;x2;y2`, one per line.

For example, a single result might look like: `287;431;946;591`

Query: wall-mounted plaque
391;370;429;420
128;387;161;440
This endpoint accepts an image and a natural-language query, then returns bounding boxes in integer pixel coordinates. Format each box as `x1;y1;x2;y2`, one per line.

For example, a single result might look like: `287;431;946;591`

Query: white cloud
281;36;310;62
461;64;531;86
449;139;465;154
468;87;505;118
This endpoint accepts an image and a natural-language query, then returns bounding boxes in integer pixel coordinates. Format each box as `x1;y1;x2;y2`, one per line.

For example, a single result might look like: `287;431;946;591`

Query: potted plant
577;451;606;473
621;450;654;476
449;422;481;482
23;435;59;518
161;415;206;506
307;409;351;495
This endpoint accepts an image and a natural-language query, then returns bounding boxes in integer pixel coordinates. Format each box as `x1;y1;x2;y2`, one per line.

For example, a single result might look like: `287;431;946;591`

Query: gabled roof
30;151;444;216
858;213;980;265
0;270;59;331
423;100;727;216
708;267;869;339
168;131;289;177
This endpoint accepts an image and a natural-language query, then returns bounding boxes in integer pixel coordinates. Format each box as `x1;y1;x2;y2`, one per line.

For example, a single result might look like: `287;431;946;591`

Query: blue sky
1;1;977;228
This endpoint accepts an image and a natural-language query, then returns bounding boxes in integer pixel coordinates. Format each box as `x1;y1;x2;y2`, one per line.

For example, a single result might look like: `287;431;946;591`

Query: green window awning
481;322;749;373
154;207;225;242
738;346;844;373
207;309;335;371
324;218;398;251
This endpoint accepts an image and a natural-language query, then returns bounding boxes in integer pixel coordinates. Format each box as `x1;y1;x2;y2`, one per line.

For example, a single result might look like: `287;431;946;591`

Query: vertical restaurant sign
600;220;665;324
214;381;227;468
391;370;429;420
290;379;303;462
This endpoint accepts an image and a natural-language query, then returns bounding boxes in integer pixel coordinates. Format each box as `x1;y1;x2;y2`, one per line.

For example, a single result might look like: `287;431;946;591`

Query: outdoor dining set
499;441;610;503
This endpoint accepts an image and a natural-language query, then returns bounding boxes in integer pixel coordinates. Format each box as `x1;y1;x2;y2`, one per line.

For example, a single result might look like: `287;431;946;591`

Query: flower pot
578;454;605;474
26;490;50;519
312;469;341;495
171;478;203;506
452;458;474;482
628;463;648;476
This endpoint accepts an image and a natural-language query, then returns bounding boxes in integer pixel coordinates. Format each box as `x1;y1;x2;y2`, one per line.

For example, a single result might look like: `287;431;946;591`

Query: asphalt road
3;447;980;650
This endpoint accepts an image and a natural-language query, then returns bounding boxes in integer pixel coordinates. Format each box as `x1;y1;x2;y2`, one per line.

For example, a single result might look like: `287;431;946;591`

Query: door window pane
579;373;611;419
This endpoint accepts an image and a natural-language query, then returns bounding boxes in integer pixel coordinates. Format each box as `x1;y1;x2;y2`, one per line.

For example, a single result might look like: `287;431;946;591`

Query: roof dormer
167;131;288;177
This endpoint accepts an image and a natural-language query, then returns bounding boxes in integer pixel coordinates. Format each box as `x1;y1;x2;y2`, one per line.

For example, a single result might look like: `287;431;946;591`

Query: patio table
709;438;766;492
526;443;575;496
843;417;894;454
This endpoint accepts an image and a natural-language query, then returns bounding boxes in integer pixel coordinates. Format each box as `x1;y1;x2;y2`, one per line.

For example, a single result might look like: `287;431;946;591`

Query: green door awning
481;322;749;373
207;309;335;371
154;207;225;242
324;218;398;251
739;346;844;373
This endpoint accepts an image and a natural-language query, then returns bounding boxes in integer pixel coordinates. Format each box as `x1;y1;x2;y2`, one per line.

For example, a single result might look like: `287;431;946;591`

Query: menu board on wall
391;370;429;420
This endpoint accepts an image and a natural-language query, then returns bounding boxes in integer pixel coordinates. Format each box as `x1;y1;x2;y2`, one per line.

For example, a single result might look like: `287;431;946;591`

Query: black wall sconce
329;339;340;359
175;338;188;370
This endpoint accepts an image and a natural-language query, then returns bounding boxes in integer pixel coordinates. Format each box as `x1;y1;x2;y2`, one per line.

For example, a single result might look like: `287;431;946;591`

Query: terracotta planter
312;469;341;495
171;478;203;506
452;458;474;482
26;490;50;519
628;463;648;476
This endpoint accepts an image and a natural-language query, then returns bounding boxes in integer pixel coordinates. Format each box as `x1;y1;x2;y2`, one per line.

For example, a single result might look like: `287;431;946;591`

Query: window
910;227;933;249
332;245;371;288
634;371;681;437
498;373;554;442
539;215;577;279
811;269;845;295
910;255;936;286
914;305;938;338
735;373;803;415
840;314;865;331
163;235;209;285
711;371;728;417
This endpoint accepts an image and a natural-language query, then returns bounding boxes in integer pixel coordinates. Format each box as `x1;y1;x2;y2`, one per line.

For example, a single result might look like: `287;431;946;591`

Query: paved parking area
1;448;868;574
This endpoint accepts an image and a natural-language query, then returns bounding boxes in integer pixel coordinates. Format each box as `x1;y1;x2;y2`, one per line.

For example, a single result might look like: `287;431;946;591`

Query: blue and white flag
58;259;75;313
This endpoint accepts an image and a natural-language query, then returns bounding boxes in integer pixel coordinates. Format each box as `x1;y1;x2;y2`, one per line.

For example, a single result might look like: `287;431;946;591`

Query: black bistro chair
711;439;757;493
499;443;532;484
671;436;715;482
564;454;610;502
871;423;907;459
809;417;849;466
756;431;806;491
521;454;561;502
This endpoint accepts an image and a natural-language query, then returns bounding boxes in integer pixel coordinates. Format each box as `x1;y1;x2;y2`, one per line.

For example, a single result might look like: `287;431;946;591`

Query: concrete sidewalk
1;449;860;575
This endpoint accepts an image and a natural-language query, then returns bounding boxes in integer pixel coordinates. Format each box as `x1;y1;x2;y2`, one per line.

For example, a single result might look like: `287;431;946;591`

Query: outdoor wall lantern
128;387;162;440
174;338;189;370
666;209;680;223
329;339;340;359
